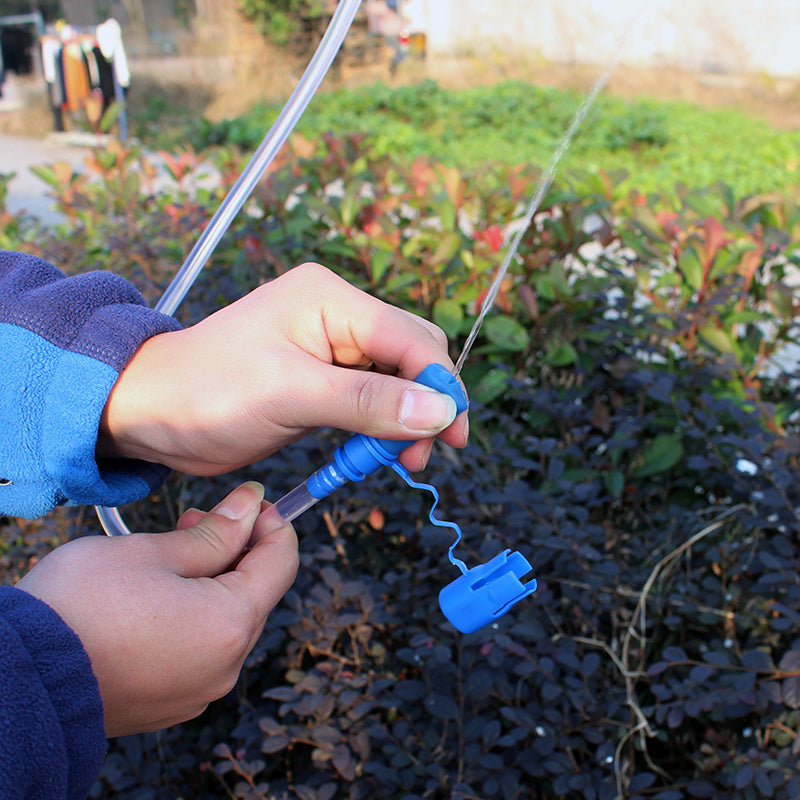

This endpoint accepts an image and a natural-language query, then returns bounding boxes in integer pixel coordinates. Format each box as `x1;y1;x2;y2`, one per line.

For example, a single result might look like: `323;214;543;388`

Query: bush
2;133;800;799
184;81;800;198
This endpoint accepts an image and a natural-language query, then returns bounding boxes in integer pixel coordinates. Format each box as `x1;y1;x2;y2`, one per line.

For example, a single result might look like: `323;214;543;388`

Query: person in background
0;251;468;799
366;0;409;75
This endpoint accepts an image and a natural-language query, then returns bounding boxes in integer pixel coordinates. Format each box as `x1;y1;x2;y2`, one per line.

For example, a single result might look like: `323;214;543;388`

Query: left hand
98;263;469;475
17;482;298;737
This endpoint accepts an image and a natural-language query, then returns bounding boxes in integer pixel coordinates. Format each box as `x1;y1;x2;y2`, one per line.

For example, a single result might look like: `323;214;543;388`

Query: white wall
424;0;800;78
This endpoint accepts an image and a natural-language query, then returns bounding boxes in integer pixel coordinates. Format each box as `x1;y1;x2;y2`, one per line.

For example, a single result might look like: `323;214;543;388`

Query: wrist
97;331;184;465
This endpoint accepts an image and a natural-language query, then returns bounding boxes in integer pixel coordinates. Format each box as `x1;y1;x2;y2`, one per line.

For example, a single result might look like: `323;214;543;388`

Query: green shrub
2;132;800;798
184;81;800;198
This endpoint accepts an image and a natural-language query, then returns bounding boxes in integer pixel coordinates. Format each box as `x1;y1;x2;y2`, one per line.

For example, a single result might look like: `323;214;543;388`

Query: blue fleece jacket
0;250;181;518
0;587;107;799
0;250;183;797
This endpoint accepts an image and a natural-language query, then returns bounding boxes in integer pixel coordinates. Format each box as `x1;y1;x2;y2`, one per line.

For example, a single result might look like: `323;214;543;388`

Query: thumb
294;365;459;440
155;482;265;578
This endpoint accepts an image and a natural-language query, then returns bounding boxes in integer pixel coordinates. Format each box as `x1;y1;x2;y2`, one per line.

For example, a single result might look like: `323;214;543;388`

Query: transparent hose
97;0;363;536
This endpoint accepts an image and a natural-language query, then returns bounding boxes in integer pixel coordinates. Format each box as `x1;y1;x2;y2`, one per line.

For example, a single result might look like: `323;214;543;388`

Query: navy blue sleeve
0;586;107;800
0;250;183;518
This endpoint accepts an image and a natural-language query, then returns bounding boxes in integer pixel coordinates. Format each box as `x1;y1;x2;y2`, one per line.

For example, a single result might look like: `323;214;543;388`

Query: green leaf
99;101;124;133
484;315;530;352
679;246;704;292
544;341;577;366
603;470;625;498
430;231;462;265
534;272;555;302
29;164;60;188
340;182;360;228
549;261;570;299
699;324;736;355
473;366;509;404
370;249;392;283
432;298;464;339
633;433;684;478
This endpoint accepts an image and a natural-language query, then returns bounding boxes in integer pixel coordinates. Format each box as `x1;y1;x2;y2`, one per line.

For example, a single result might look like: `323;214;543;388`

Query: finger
397;438;433;472
398;404;470;469
332;303;455;381
154;482;265;578
215;507;299;622
287;264;454;379
176;507;205;529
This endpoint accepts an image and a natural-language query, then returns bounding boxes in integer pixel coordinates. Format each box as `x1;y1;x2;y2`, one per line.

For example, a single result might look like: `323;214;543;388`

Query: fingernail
213;481;265;520
400;388;457;432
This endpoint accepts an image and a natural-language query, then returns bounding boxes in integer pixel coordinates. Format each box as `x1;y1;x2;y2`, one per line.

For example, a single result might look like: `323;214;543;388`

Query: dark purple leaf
741;649;775;671
686;780;716;797
424;694;459;720
629;772;656;791
317;784;337;800
667;706;684;729
263;686;297;702
332;744;356;780
258;717;283;736
261;735;289;754
761;680;783;704
783;675;800;709
662;646;688;662
689;664;715;682
735;763;755;790
754;768;774;798
702;651;730;667
779;649;800;672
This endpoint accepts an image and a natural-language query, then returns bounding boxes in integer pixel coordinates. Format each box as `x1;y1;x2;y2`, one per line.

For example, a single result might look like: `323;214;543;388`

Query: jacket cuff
0;251;181;518
0;586;107;799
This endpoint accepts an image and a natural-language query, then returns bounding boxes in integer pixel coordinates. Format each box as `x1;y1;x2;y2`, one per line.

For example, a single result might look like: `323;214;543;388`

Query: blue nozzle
307;363;468;499
438;549;537;634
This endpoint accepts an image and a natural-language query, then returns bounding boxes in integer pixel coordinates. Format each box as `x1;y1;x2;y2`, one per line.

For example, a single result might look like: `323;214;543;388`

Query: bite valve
438;549;537;634
306;363;469;500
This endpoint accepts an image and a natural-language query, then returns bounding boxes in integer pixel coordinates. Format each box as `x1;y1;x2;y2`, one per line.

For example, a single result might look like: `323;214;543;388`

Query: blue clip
438;549;537;634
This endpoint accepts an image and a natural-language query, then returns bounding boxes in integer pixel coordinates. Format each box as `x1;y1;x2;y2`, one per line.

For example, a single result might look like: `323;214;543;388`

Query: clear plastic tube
97;0;363;536
155;0;364;317
256;479;322;536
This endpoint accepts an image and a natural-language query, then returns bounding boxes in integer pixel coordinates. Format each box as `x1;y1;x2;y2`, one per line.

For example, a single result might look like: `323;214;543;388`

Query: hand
98;263;469;475
16;482;298;737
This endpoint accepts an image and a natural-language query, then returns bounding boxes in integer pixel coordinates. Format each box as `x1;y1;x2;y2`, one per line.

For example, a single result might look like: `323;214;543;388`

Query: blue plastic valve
307;363;469;498
438;549;538;634
301;361;538;634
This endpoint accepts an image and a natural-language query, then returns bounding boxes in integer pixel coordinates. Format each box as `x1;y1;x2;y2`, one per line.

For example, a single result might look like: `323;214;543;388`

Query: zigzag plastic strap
390;462;468;575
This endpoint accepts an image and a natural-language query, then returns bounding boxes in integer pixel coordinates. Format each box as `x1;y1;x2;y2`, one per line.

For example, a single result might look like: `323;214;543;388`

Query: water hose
96;0;364;537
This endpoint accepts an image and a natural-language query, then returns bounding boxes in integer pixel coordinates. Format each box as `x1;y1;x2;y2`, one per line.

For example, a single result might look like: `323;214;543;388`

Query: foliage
237;0;327;44
185;80;800;198
2;133;800;798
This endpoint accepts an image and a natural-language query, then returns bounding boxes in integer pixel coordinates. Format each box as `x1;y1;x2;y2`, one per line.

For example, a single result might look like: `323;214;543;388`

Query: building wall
57;0;800;78
425;0;800;78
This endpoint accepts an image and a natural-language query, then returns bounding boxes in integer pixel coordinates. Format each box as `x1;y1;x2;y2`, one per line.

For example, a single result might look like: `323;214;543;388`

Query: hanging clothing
39;21;130;132
61;39;91;112
96;18;130;91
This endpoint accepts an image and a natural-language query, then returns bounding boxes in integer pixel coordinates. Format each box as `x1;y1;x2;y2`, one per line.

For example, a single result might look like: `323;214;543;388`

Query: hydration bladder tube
96;0;364;537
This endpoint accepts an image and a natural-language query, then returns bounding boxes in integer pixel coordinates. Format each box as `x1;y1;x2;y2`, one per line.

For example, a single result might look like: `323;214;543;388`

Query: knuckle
352;371;385;421
294;261;332;283
212;670;241;701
